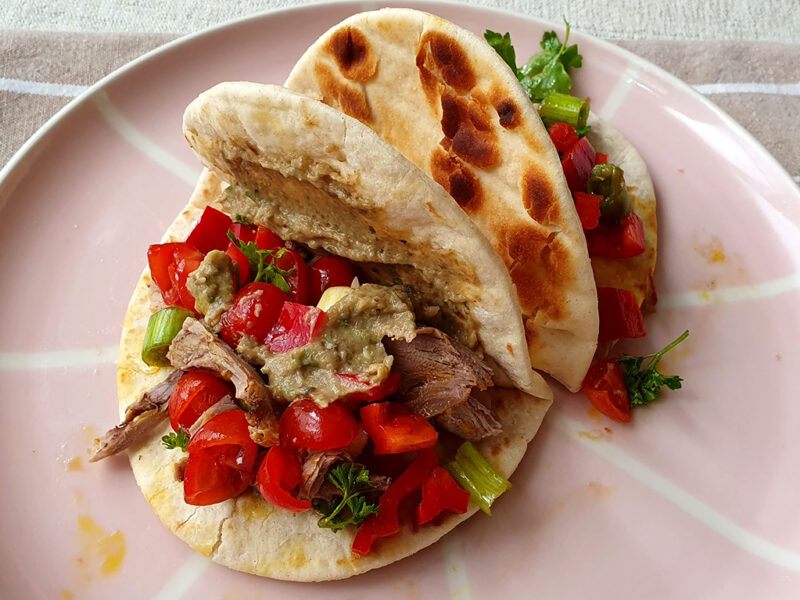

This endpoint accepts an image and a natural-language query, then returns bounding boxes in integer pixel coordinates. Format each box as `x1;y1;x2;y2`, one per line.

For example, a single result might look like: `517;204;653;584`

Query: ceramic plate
1;2;798;598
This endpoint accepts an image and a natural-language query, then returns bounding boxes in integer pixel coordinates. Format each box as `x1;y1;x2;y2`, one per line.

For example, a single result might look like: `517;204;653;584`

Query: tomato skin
183;446;252;506
257;446;312;512
186;206;232;253
273;249;309;305
219;282;287;348
548;122;579;154
561;136;596;193
338;371;400;406
585;212;646;258
595;152;609;165
308;257;357;305
168;371;234;432
147;243;204;312
581;359;632;423
230;223;256;244
255;226;283;250
225;241;251;286
279;399;360;450
187;409;258;468
360;402;438;455
267;303;327;353
573;192;602;230
597;287;646;342
416;466;470;526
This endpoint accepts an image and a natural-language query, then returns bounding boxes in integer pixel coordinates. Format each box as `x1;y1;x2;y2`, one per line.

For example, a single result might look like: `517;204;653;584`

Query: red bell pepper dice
255;225;283;250
352;448;439;556
360;402;438;455
561;136;596;193
279;398;360;450
416;466;471;526
168;370;234;432
573;192;602;230
147;242;204;312
186;409;258;469
219;282;287;348
597;287;646;342
595;152;609;165
183;445;253;506
226;240;251;286
273;248;310;305
548;122;579;154
186;206;233;253
257;445;312;512
338;371;401;404
308;256;357;305
582;359;632;423
230;223;256;244
585;212;646;258
267;302;327;353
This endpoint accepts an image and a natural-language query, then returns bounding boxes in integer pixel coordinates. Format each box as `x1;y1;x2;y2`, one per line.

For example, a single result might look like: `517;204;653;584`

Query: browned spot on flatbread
440;93;499;168
522;165;559;225
496;99;520;129
423;31;475;92
325;27;377;82
506;343;514;356
430;147;483;212
501;224;569;322
313;62;371;123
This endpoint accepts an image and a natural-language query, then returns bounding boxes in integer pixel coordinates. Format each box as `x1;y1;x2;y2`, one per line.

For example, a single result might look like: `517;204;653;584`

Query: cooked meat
385;327;493;418
435;394;502;441
167;317;279;446
300;449;351;500
90;370;183;462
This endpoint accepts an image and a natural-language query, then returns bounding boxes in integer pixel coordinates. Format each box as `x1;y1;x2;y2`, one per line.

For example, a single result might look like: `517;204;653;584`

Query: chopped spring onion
141;307;193;366
585;163;632;224
539;92;589;128
445;441;511;515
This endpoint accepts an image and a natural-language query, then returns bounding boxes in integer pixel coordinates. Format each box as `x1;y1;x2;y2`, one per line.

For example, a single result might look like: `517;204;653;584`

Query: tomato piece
595;152;609;165
168;371;234;432
219;282;287;348
352;448;438;556
256;445;312;512
582;359;631;423
183;445;252;506
147;243;204;311
360;402;438;455
187;409;258;470
267;302;327;353
338;371;401;405
225;241;251;286
548;122;579;154
255;226;283;250
416;466;471;526
279;398;360;450
585;212;646;258
561;136;596;193
573;192;602;230
597;287;646;342
186;206;232;253
273;249;309;305
308;257;357;305
230;222;256;244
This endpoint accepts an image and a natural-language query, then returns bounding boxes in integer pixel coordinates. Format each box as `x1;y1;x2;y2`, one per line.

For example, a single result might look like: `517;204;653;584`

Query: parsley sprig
226;230;293;293
619;331;689;407
313;464;379;532
161;428;189;451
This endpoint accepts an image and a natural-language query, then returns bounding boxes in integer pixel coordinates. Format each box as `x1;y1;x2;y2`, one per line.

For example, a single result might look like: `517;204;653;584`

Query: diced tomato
267;303;327;353
168;371;234;432
582;359;631;423
360;402;438;455
230;222;256;244
183;446;253;506
186;206;233;253
256;445;312;512
273;248;309;305
573;192;602;230
352;448;438;556
585;212;646;258
338;371;401;405
279;398;360;450
597;287;646;342
595;152;609;165
147;242;204;312
308;256;358;305
548;122;580;154
219;282;287;348
255;225;283;250
561;136;596;193
416;466;471;525
186;409;258;469
226;241;251;286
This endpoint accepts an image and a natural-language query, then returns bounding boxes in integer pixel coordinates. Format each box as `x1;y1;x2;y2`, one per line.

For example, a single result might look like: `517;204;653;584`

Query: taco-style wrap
92;83;554;581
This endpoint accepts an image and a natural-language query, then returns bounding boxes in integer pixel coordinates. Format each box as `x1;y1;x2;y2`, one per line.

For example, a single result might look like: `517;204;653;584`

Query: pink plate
1;2;799;598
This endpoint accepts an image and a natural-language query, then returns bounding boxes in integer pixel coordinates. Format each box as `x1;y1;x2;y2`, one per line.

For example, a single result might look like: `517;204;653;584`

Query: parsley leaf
483;30;519;77
518;20;583;102
161;429;189;451
232;214;251;225
313;463;379;532
226;230;293;293
619;331;689;407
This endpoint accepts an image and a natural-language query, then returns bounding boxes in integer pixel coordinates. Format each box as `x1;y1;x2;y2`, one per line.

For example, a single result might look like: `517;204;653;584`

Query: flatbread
285;8;599;391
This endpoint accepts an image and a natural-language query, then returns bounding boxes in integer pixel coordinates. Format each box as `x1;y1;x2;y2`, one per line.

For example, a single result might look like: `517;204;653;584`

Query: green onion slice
445;442;511;516
586;163;632;224
141;307;193;366
539;92;589;128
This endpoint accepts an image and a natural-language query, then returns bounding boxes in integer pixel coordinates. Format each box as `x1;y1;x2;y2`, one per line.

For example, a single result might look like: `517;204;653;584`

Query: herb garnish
162;429;189;451
483;30;518;75
226;230;293;293
619;330;689;407
313;464;379;531
232;214;252;225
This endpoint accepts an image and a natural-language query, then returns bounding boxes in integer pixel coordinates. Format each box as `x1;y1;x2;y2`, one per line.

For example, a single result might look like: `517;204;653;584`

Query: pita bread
285;8;599;391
